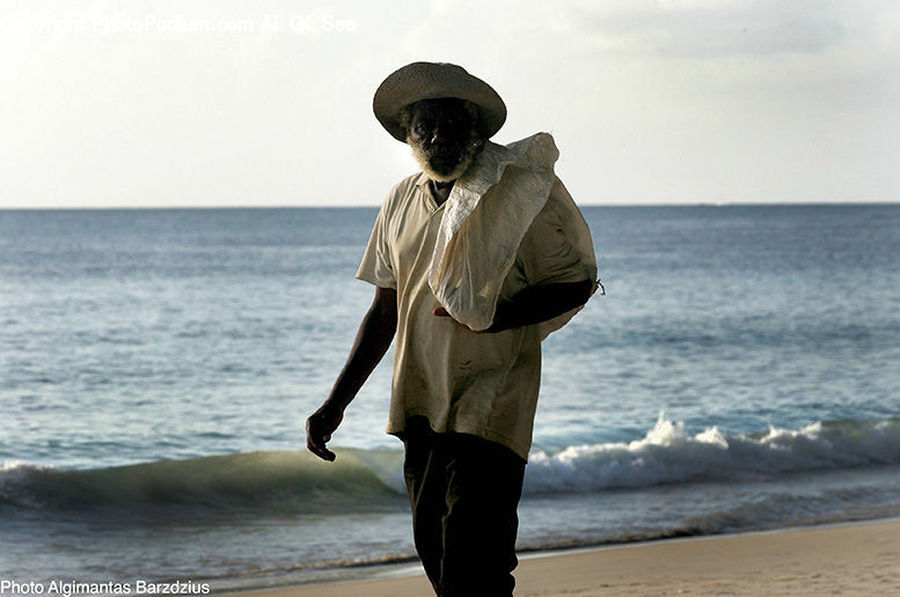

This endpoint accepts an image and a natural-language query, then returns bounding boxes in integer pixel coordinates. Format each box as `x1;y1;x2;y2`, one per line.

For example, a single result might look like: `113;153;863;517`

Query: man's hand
433;306;503;333
306;403;344;462
306;287;397;462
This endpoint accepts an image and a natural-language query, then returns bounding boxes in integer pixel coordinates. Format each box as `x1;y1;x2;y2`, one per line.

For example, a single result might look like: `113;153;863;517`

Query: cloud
567;1;846;58
1;0;898;207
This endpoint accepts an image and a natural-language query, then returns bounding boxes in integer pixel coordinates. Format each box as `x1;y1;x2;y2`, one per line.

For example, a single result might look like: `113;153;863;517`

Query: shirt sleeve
355;199;397;289
516;177;598;288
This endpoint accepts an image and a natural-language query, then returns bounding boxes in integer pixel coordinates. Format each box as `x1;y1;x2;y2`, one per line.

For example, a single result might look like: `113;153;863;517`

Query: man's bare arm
306;286;397;461
488;279;594;332
434;279;594;333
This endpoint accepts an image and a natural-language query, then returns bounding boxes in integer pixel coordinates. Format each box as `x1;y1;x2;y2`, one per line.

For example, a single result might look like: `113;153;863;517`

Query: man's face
406;98;483;183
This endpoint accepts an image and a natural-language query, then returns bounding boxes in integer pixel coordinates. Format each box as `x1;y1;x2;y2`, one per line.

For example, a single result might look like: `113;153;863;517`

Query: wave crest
3;416;898;516
0;449;404;515
525;414;900;493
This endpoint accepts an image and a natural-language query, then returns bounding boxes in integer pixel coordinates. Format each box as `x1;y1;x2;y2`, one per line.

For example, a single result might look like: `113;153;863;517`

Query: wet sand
230;519;900;596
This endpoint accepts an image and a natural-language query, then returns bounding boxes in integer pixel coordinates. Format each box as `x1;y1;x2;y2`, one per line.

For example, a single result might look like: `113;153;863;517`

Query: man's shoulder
391;171;425;197
381;171;425;213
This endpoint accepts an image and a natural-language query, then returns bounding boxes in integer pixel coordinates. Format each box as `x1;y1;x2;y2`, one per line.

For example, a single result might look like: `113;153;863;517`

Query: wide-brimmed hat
373;62;507;143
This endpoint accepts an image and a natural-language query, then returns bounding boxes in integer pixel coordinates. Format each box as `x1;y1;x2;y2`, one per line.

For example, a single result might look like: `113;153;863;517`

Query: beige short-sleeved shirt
356;171;596;459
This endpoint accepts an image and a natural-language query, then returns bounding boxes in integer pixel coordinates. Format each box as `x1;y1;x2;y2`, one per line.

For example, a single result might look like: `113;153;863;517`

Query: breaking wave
2;416;898;516
0;449;405;515
527;414;900;492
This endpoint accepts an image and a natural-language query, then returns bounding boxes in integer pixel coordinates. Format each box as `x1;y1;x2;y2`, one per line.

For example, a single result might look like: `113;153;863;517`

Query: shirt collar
414;171;443;212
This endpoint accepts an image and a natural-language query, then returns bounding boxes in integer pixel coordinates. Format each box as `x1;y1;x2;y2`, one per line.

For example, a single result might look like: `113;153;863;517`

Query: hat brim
373;62;507;143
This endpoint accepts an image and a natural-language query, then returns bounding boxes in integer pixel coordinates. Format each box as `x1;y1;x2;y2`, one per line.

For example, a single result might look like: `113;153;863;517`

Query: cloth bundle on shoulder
427;132;596;339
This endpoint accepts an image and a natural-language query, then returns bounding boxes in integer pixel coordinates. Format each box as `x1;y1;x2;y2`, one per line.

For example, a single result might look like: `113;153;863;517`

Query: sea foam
2;416;898;516
525;414;900;493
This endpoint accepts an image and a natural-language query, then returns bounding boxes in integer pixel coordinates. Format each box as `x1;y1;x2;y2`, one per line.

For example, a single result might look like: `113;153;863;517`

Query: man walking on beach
306;62;599;596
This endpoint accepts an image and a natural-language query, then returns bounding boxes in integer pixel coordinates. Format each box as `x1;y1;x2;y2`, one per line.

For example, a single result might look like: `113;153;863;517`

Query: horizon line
2;200;899;211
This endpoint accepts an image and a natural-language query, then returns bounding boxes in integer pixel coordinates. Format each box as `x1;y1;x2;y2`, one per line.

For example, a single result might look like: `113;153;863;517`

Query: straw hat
373;62;507;143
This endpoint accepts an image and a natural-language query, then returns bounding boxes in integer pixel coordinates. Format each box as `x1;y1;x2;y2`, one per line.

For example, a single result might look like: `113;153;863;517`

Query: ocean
1;205;899;591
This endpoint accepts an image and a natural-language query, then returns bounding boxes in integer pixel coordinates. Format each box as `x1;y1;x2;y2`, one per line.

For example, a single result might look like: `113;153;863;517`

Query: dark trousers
402;418;527;596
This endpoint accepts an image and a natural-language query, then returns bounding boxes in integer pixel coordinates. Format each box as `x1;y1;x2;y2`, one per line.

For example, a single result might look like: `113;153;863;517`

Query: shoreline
3;202;899;211
218;518;900;596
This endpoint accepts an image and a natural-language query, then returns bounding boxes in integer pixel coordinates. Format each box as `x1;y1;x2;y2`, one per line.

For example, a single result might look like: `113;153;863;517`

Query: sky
1;0;898;208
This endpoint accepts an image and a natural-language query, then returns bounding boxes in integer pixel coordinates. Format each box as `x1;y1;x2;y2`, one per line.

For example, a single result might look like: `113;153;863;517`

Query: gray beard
409;140;483;183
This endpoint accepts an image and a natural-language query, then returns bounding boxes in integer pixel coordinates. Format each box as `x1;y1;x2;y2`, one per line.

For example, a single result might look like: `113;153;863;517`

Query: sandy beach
230;520;900;596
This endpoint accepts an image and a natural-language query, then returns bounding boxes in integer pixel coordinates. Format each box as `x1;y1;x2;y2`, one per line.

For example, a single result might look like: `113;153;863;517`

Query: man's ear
397;105;413;137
